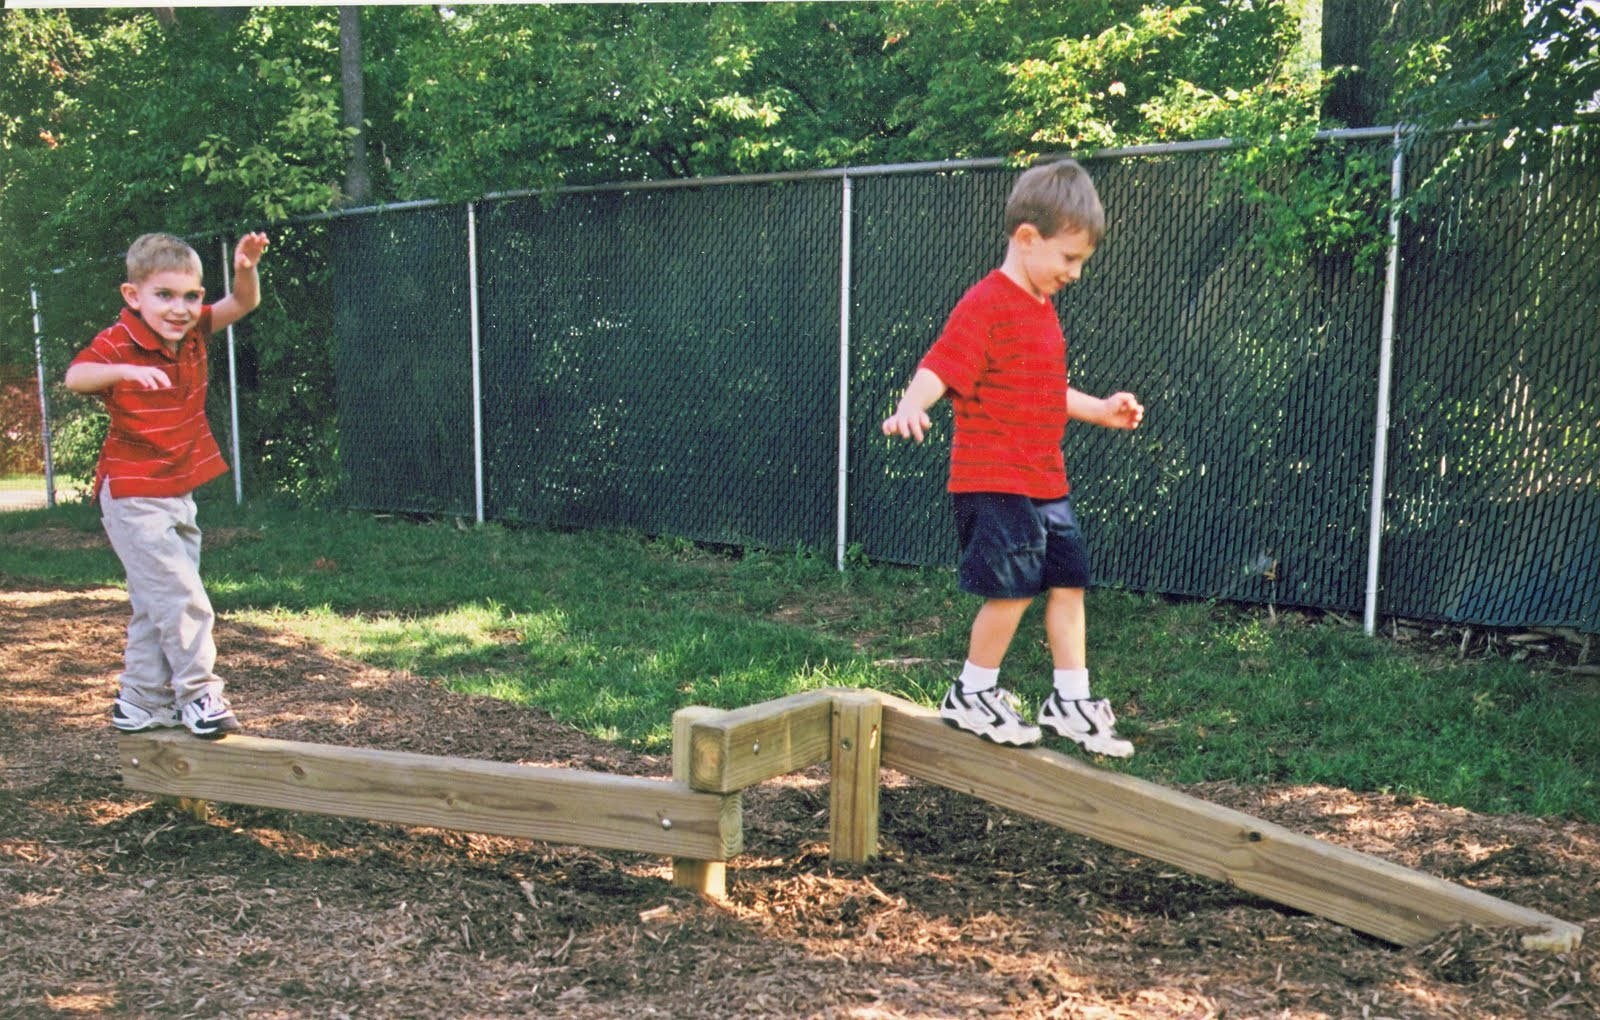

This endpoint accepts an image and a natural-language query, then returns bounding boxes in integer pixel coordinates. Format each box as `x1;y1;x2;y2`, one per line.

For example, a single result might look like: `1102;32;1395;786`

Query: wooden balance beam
873;693;1583;952
672;688;1582;952
119;729;742;861
121;689;1582;952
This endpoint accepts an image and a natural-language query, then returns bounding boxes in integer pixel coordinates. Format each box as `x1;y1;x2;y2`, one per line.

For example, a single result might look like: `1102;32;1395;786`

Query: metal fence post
836;174;853;571
467;201;485;524
29;285;56;508
220;238;244;505
1364;132;1406;636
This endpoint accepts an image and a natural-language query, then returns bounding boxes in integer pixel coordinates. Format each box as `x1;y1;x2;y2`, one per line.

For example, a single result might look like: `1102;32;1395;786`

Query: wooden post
829;690;881;863
157;795;211;823
671;706;731;899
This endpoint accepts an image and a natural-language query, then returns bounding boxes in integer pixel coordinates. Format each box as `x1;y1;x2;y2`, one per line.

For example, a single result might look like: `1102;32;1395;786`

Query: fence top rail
300;121;1497;223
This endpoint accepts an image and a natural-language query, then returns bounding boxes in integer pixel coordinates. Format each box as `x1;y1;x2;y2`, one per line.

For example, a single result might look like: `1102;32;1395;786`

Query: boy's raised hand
233;232;270;272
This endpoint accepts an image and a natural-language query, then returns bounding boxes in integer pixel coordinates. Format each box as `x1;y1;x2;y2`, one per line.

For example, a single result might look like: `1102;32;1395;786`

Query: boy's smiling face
122;269;205;346
1009;224;1097;300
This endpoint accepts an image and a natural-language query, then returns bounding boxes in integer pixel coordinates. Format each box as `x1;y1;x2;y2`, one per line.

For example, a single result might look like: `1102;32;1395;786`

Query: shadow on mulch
1;570;1596;1018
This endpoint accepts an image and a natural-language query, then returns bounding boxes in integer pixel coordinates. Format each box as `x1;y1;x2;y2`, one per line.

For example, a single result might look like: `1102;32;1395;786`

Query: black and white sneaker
1037;692;1134;757
112;697;182;733
180;691;241;739
939;684;1042;747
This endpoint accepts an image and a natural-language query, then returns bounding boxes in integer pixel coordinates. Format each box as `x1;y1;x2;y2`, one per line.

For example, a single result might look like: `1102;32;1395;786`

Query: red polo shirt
70;306;229;499
919;270;1071;499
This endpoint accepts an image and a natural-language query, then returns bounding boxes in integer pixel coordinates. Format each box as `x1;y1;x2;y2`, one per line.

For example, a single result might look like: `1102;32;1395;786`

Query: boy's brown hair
126;233;203;284
1003;159;1105;243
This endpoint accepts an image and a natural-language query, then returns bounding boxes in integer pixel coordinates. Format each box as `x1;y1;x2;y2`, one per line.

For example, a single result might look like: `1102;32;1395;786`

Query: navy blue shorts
952;493;1091;598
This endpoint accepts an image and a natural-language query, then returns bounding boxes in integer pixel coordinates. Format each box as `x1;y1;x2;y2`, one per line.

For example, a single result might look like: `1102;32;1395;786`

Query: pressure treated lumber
828;691;882;863
120;730;742;861
671;706;734;897
877;693;1582;951
679;688;837;793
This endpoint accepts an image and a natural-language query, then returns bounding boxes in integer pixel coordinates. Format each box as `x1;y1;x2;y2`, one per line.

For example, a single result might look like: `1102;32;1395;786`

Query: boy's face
121;269;205;345
1014;225;1096;300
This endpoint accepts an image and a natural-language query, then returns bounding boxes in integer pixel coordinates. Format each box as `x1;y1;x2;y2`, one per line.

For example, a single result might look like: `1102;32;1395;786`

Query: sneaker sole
941;713;1041;748
183;716;240;740
112;712;181;733
1040;720;1133;757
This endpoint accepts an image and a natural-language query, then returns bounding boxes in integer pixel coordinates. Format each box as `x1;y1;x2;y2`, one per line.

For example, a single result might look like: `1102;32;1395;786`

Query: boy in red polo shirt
881;160;1143;753
65;231;269;739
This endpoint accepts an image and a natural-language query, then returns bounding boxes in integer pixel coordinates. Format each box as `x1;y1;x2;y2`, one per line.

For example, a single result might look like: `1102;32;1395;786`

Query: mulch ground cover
3;530;1597;1018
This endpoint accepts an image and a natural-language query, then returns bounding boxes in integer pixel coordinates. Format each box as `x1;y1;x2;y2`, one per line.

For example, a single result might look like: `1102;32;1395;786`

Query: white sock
958;661;1000;693
1053;668;1090;701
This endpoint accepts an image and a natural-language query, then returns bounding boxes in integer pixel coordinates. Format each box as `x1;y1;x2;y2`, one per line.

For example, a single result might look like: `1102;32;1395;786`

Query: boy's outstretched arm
1068;387;1144;430
65;362;171;394
882;368;948;442
211;232;270;333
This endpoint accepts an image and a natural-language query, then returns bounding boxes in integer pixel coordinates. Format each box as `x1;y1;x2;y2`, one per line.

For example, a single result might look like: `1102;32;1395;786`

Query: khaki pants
99;480;223;711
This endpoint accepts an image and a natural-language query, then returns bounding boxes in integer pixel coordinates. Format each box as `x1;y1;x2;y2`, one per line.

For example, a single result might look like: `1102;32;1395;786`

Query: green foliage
6;1;1590;504
1208;80;1393;272
1381;0;1600;200
48;402;105;491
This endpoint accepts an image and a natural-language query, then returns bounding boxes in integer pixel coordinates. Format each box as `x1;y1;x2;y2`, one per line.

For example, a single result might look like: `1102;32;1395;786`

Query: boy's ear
1011;222;1044;244
120;281;141;308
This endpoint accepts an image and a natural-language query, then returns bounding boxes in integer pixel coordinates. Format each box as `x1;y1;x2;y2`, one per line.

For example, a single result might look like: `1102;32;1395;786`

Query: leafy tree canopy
3;0;1593;362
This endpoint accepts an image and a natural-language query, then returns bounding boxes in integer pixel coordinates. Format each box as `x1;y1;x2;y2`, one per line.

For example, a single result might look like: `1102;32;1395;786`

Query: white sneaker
111;697;182;732
939;684;1042;747
1037;693;1134;757
180;691;241;739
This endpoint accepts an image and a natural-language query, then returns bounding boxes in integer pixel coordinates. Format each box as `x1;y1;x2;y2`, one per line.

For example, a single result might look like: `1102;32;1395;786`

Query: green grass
3;498;1596;822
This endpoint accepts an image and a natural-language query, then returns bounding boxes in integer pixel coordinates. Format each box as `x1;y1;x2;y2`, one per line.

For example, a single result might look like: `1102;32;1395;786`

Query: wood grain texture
828;691;882;863
121;730;741;860
682;688;837;793
671;706;734;897
878;693;1582;951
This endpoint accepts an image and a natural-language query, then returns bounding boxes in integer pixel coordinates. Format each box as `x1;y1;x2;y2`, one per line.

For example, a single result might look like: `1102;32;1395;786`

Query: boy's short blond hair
1003;159;1105;243
126;233;203;284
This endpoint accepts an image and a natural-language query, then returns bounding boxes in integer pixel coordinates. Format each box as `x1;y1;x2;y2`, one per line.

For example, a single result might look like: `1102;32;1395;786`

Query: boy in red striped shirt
66;231;269;739
881;160;1143;753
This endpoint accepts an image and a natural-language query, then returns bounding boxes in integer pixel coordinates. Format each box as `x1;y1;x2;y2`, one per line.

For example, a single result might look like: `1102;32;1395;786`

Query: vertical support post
220;239;243;505
29;285;56;508
467;202;485;524
1364;132;1405;636
828;690;881;864
835;174;853;571
670;706;727;898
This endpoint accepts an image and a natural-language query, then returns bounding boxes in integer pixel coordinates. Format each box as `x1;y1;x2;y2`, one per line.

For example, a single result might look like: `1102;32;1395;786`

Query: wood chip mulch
2;567;1596;1018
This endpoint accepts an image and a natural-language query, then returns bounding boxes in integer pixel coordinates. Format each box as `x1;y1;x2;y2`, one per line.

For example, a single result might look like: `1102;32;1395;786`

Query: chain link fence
17;130;1598;633
1383;136;1600;627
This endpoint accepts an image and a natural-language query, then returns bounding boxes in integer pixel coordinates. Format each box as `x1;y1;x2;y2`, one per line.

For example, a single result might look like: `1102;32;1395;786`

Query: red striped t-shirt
70;306;228;499
919;270;1070;498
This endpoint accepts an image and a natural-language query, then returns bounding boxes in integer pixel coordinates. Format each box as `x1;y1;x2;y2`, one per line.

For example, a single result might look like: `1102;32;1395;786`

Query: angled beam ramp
876;693;1582;952
120;729;742;861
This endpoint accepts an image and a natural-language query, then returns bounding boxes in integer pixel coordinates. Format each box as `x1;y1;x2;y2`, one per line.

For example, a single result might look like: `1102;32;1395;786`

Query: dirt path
1;570;1596;1018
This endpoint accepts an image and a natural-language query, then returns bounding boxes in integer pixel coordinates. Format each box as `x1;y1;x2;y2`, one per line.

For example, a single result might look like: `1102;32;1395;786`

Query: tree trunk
340;7;372;206
1321;0;1386;127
